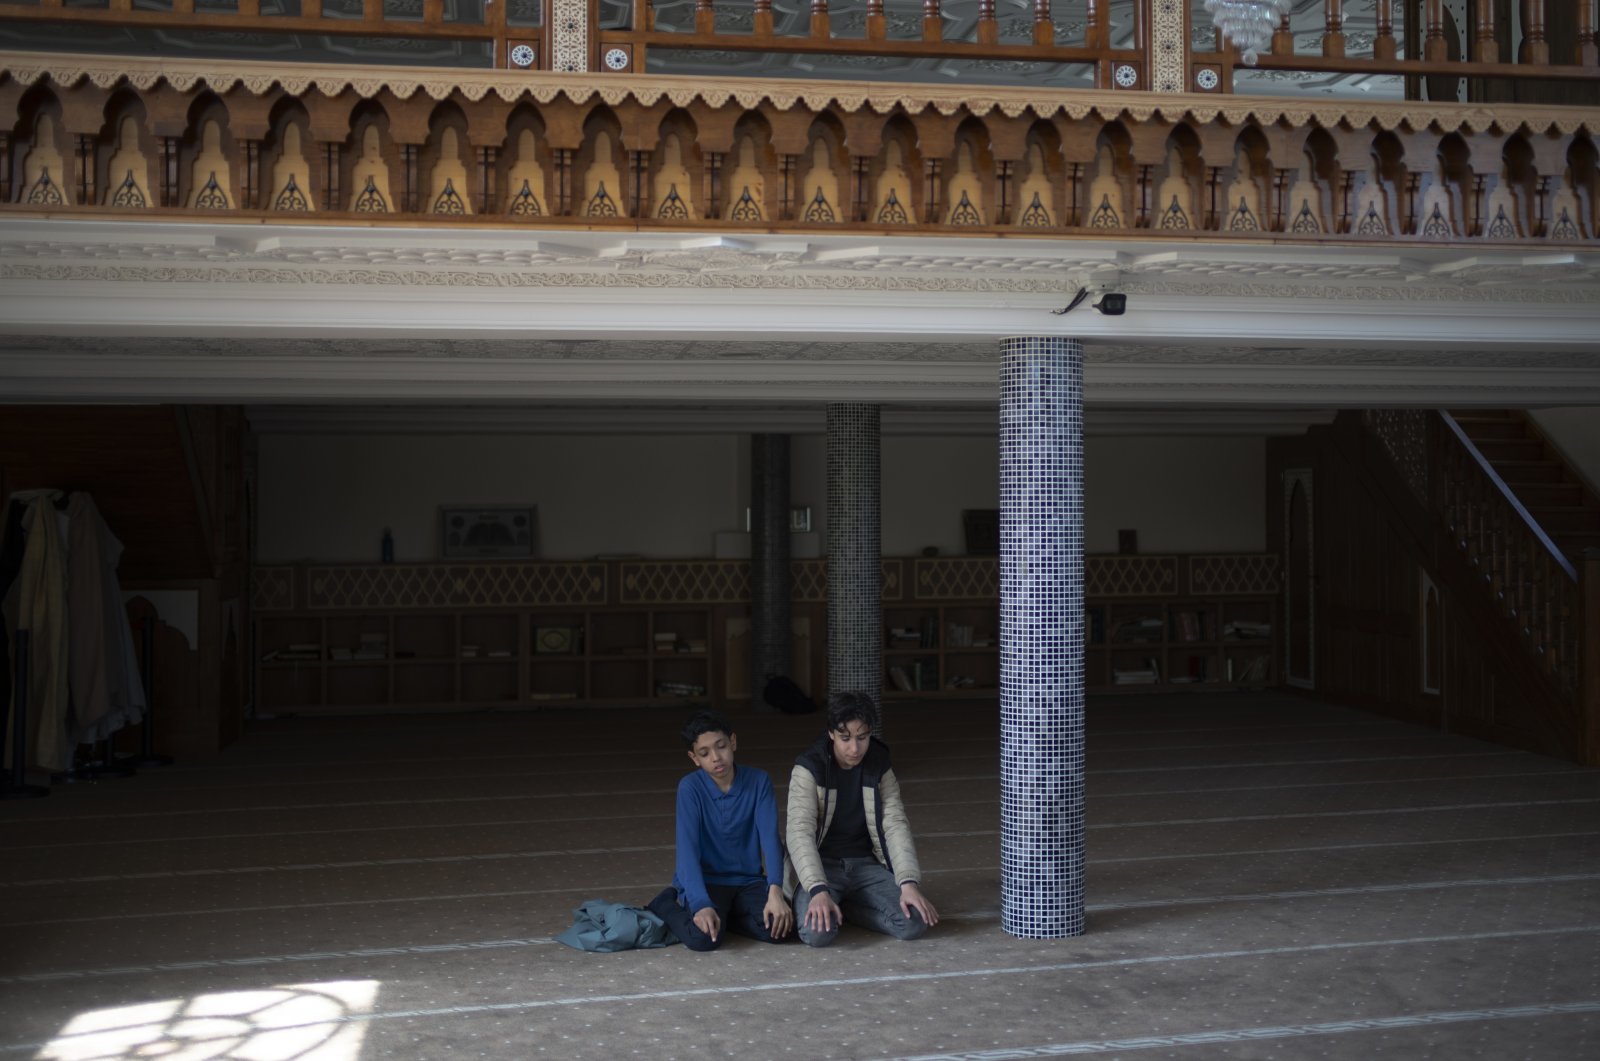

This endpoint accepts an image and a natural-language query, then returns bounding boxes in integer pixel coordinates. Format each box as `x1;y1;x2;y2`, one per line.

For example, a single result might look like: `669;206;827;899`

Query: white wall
1530;408;1600;494
257;431;1266;562
257;434;745;563
1085;436;1266;554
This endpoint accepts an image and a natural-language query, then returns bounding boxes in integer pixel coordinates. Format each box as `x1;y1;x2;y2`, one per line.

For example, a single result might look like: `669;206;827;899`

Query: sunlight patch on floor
36;980;379;1061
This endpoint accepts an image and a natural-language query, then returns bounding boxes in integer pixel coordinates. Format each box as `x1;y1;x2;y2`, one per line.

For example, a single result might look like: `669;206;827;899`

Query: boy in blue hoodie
647;710;792;951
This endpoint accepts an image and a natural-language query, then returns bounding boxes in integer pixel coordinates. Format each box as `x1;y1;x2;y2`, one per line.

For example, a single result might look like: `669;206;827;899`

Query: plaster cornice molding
5;353;1599;406
4;50;1597;136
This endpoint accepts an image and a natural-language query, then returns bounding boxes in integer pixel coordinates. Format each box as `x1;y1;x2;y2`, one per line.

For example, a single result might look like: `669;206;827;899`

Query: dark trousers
648;881;785;952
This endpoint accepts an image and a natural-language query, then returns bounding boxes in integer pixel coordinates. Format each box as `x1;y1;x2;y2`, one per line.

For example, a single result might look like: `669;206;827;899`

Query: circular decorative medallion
1195;68;1220;91
604;47;630;71
1113;64;1139;89
509;43;536;69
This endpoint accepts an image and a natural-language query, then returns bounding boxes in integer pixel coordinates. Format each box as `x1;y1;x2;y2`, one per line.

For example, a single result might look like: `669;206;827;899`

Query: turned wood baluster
478;147;497;214
1272;9;1293;56
1324;0;1346;58
970;0;1001;46
1473;0;1497;62
755;0;773;36
1084;0;1103;49
161;136;180;208
812;0;830;40
1033;0;1052;47
321;143;340;212
923;0;942;43
1581;2;1598;66
865;0;884;41
1520;0;1549;64
76;134;95;206
1425;0;1448;61
1374;0;1396;60
696;0;715;35
241;139;258;210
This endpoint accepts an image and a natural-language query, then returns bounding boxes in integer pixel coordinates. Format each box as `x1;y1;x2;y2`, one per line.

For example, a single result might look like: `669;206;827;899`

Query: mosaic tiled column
999;336;1086;939
826;404;882;716
750;434;792;704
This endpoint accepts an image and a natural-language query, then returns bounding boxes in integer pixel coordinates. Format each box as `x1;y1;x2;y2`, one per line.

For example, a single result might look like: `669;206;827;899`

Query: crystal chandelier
1203;0;1294;66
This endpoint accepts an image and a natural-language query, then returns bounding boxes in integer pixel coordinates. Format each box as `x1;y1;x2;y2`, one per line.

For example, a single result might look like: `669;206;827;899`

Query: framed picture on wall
440;505;537;559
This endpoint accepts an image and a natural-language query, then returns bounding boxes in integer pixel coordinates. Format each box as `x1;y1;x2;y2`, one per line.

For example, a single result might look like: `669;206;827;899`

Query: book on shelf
1112;656;1161;685
1234;655;1270;684
264;644;322;662
889;665;914;692
1223;620;1273;640
655;680;707;697
1114;617;1164;643
1173;610;1204;642
528;690;578;701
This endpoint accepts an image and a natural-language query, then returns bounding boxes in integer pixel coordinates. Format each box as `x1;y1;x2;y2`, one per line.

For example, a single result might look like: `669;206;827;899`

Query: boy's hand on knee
899;883;938;926
806;891;842;933
693;907;721;942
763;886;793;938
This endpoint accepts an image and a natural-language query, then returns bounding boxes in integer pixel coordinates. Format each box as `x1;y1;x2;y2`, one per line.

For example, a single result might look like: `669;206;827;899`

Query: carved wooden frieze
4;51;1597;244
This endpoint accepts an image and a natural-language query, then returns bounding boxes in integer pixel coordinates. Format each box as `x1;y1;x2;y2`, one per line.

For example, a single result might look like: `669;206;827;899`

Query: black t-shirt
817;764;874;859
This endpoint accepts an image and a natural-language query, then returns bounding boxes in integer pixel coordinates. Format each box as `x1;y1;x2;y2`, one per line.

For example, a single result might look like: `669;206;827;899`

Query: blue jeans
793;856;927;947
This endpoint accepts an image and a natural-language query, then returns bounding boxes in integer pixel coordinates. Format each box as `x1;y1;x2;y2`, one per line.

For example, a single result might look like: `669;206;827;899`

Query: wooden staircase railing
1435;411;1581;697
1362;409;1595;749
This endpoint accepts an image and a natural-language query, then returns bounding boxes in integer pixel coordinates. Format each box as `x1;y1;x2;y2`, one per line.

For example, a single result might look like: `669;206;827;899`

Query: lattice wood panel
1188;554;1282;596
305;562;606;609
251;567;297;612
1085;555;1178;598
914;558;998;600
620;561;748;604
793;560;827;602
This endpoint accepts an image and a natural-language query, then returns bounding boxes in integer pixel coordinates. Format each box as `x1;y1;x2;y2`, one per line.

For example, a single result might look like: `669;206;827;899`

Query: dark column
750;434;792;707
999;336;1086;938
825;403;882;718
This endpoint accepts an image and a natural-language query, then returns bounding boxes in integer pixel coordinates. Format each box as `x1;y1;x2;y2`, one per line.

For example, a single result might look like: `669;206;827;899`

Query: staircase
1445;410;1600;566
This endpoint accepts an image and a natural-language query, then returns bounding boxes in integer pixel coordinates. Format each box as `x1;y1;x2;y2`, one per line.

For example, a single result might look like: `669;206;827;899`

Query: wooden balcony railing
0;1;1595;100
2;48;1596;241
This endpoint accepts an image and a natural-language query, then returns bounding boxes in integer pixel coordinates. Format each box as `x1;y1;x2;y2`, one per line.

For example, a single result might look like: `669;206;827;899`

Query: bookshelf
252;554;1277;712
251;559;843;714
1083;555;1280;693
882;554;1280;697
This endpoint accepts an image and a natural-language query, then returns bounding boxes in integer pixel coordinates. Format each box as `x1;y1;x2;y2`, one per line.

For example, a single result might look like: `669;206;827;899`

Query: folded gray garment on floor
556;899;677;952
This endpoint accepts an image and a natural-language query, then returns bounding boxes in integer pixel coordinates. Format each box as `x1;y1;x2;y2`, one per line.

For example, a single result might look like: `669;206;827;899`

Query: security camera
1051;285;1128;317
